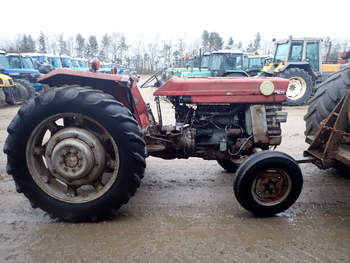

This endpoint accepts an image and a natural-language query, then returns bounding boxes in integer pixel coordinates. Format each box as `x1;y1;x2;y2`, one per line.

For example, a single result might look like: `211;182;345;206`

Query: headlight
260;80;275;96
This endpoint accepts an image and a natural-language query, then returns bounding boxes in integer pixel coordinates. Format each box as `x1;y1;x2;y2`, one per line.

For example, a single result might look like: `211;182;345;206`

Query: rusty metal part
45;127;106;186
246;105;269;144
251;168;292;206
295;156;314;164
26;113;119;203
304;91;350;169
178;128;196;155
227;128;242;137
155;96;162;128
147;144;166;152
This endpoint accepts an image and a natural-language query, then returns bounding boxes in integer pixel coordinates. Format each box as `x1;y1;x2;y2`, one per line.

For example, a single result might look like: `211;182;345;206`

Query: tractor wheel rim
251;168;292;206
286;76;307;101
26;113;120;203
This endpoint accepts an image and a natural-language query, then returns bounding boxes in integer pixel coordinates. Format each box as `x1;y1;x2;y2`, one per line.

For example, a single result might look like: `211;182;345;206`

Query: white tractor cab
47;54;63;69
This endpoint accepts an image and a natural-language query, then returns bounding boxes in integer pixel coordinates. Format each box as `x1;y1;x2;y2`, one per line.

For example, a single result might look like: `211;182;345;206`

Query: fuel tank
154;76;289;104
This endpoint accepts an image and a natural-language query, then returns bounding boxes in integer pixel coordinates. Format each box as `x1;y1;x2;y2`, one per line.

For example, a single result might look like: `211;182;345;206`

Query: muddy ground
0;77;350;262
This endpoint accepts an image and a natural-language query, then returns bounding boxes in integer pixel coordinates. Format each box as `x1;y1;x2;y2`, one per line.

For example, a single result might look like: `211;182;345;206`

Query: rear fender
39;69;151;129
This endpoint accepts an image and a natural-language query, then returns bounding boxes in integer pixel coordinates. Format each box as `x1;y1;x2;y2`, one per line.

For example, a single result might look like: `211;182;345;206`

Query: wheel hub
45;127;106;186
252;169;291;206
286;77;307;100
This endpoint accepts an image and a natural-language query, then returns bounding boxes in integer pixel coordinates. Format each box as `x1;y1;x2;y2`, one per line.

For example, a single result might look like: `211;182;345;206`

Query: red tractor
4;69;303;222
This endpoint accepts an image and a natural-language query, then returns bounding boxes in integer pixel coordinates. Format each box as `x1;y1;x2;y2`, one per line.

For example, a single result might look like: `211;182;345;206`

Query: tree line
1;31;348;73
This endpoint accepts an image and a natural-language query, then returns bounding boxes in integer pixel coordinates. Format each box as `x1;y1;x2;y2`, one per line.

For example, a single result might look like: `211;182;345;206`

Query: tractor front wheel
279;68;313;106
234;151;303;216
4;85;146;222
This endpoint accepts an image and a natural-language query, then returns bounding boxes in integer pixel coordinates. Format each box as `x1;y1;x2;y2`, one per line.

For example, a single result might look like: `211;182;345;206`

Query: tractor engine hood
154;76;289;103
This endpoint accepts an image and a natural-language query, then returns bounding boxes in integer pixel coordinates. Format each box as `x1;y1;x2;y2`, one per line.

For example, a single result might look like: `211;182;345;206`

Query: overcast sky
2;0;349;45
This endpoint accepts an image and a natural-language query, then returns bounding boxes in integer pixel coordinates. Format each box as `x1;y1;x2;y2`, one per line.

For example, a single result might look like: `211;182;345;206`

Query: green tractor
245;54;272;76
260;37;340;106
165;56;202;79
209;50;249;77
181;50;249;78
180;52;211;78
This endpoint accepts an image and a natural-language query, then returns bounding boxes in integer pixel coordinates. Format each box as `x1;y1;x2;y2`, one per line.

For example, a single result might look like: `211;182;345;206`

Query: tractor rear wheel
13;81;29;102
234;151;303;216
279;68;313;106
15;79;35;99
4;85;146;222
304;66;350;141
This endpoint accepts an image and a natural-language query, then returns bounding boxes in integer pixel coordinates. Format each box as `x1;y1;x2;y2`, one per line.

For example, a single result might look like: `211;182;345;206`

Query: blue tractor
47;54;63;69
0;51;37;98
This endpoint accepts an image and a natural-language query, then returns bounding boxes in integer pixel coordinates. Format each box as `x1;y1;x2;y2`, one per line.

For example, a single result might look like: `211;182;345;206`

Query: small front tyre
234;151;303;216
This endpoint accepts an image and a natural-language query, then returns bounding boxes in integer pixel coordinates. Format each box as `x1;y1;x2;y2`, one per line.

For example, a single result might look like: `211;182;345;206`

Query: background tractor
245;54;272;76
0;51;36;98
0;73;29;105
261;37;347;106
4;68;293;222
181;50;249;79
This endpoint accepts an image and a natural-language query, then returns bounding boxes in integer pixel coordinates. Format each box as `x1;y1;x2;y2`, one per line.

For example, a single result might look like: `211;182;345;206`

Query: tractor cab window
210;54;224;70
194;56;200;68
49;57;63;68
306;42;320;73
71;60;80;68
201;55;210;68
274;43;288;63
186;59;194;68
288;42;303;62
61;57;72;68
31;57;40;69
8;56;22;69
22;57;35;69
79;60;87;67
225;54;242;70
248;58;264;69
0;54;10;69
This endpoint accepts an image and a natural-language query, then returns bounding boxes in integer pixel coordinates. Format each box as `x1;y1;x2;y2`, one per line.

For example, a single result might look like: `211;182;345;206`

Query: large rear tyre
15;79;35;99
304;66;350;141
234;151;303;216
279;68;313;106
13;81;29;102
4;86;146;222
